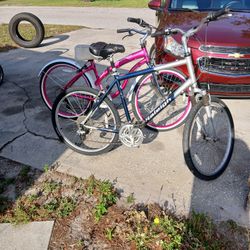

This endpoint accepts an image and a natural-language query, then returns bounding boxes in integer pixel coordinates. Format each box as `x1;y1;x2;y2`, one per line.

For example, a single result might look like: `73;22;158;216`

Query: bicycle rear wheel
182;97;234;180
52;87;121;155
40;62;91;115
132;69;191;131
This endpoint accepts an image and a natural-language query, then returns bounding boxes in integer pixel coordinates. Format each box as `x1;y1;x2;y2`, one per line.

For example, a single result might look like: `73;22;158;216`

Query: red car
148;0;250;97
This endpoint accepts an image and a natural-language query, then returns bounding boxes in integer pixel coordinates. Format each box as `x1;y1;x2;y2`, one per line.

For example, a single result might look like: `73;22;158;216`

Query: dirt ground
0;156;249;249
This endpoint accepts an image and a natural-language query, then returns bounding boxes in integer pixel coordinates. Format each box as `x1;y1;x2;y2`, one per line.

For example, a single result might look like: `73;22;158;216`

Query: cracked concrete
0;6;249;229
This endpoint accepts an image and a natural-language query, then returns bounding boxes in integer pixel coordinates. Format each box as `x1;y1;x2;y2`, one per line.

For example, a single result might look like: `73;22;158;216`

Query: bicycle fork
200;91;217;141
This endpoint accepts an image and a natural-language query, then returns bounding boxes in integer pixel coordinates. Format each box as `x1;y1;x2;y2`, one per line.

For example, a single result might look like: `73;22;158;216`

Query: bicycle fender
38;59;95;88
127;75;144;102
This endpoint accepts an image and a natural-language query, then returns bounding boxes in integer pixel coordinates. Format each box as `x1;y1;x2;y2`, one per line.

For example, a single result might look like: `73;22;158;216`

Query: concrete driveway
0;7;249;228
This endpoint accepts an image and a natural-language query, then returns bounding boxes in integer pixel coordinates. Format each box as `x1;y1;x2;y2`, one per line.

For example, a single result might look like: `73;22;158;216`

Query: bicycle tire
9;12;45;48
182;97;234;181
40;61;91;116
0;65;4;86
52;87;121;155
132;69;191;131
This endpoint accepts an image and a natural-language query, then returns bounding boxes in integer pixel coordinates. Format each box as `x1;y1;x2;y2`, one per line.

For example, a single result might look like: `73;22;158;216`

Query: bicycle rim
41;63;90;114
134;71;191;130
54;88;120;155
186;100;234;178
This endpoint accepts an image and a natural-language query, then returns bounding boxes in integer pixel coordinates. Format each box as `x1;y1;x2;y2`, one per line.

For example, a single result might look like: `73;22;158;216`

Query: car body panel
149;0;250;97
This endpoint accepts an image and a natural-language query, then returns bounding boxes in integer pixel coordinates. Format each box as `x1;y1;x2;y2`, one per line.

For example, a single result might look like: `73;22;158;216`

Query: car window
182;0;198;9
169;0;250;10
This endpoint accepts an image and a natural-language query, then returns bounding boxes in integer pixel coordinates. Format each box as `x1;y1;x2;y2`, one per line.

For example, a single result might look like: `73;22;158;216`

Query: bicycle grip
127;17;141;24
117;28;131;33
207;8;229;22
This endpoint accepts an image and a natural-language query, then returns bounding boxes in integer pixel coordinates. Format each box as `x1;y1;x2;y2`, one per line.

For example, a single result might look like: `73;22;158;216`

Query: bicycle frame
82;54;198;131
64;47;150;99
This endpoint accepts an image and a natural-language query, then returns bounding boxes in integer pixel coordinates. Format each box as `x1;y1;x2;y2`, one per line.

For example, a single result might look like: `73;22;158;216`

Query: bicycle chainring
119;124;144;148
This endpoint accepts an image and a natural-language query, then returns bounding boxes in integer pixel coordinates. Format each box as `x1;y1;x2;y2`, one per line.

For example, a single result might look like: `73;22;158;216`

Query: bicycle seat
89;42;125;59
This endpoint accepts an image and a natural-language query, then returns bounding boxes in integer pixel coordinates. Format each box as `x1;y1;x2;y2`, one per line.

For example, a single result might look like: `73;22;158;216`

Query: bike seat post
108;55;118;75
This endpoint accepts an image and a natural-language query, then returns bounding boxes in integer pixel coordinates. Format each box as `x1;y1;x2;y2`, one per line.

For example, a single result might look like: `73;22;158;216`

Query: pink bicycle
39;18;190;130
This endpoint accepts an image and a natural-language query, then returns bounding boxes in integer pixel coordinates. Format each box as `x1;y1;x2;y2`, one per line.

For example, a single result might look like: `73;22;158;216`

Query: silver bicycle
52;7;234;181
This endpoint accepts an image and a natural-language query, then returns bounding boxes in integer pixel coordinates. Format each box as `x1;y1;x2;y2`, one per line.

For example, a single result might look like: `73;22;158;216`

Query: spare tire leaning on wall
9;12;45;48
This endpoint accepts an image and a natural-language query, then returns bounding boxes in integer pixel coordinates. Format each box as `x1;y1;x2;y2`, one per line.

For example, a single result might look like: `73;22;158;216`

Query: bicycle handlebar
116;28;147;35
206;7;230;22
127;17;150;28
151;29;178;38
117;28;131;34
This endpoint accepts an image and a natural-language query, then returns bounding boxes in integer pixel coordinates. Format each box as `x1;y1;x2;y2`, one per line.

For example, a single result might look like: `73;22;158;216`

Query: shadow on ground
0;46;160;169
190;137;250;224
0;46;249;237
41;34;70;47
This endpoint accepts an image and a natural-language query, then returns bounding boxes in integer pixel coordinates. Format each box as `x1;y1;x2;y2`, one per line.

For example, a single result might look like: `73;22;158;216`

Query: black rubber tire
52;87;121;155
0;65;4;86
182;97;234;181
39;61;91;115
9;12;45;48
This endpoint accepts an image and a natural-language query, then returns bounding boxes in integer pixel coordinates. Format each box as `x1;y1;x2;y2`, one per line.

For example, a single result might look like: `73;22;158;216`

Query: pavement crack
26;130;60;142
0;132;28;153
9;80;59;142
9;80;30;132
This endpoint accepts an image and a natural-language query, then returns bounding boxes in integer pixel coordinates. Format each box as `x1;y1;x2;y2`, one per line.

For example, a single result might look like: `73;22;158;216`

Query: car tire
9;12;45;48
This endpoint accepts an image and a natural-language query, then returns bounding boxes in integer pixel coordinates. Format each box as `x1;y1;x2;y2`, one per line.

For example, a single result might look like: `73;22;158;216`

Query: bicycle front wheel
183;97;234;180
40;62;91;114
52;87;121;155
132;69;191;131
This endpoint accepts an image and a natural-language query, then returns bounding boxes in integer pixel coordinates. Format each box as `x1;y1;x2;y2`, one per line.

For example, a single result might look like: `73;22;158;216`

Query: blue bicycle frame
83;55;197;132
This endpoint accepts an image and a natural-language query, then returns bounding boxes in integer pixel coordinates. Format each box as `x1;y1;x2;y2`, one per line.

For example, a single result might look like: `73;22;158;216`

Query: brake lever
122;31;134;40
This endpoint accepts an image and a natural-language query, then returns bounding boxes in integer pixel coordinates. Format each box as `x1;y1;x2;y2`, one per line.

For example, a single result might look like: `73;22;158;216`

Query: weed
57;197;76;218
43;197;76;218
19;166;30;182
99;180;117;205
27;194;39;202
43;199;59;213
94;180;117;221
43;181;60;194
184;211;226;249
226;219;238;231
129;226;151;249
12;200;31;224
126;193;136;204
159;215;184;249
43;164;49;172
86;175;97;195
95;203;107;221
105;227;115;241
186;212;214;239
76;239;84;247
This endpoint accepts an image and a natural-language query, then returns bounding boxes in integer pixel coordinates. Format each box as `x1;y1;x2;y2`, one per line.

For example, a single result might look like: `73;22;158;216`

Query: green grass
0;170;247;249
0;23;84;52
0;0;148;8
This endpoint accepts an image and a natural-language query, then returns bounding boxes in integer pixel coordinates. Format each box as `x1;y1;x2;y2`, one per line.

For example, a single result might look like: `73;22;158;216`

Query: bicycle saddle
89;42;125;59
